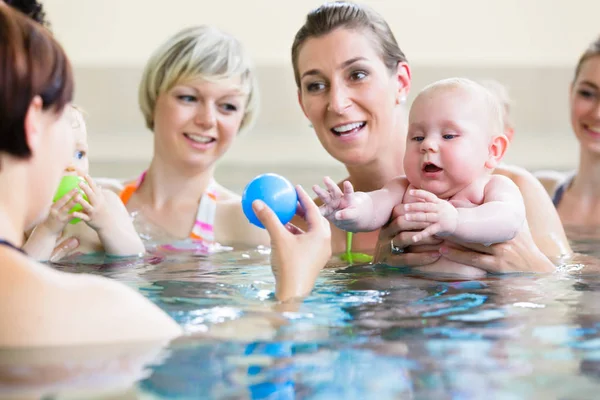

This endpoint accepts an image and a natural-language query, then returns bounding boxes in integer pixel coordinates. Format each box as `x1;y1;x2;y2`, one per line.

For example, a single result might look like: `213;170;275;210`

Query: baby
314;78;526;277
23;106;145;260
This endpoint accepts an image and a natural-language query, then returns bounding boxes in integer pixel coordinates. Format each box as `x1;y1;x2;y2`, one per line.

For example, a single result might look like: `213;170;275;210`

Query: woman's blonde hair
138;25;258;133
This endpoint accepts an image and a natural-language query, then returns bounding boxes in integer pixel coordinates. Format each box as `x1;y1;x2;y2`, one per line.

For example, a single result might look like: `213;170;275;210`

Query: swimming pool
4;230;600;400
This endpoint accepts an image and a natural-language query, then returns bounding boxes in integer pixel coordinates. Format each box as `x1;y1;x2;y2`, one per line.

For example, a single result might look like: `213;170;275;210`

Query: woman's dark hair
5;0;49;26
0;5;73;159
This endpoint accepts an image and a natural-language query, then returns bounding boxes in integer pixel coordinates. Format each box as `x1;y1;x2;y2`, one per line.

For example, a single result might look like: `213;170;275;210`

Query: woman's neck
139;155;215;208
345;117;406;192
571;148;600;197
0;167;29;246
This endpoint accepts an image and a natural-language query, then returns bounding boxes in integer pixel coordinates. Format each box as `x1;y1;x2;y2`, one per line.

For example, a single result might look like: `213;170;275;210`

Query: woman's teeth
586;125;600;135
185;133;214;143
332;122;366;135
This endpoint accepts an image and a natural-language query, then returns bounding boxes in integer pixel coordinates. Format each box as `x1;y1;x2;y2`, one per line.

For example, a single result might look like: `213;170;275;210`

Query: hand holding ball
242;174;298;229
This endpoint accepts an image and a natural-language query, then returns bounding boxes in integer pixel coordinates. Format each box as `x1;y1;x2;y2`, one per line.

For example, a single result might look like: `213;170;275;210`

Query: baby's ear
485;134;509;169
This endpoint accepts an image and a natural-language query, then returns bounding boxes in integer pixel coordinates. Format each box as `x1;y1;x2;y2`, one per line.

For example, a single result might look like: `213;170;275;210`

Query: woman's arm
253;185;332;301
495;165;572;261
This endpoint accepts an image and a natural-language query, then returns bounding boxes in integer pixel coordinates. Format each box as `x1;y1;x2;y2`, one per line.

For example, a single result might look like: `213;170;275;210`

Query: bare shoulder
0;254;181;346
212;182;240;202
488;173;520;189
532;169;570;196
494;164;550;193
216;198;270;247
386;175;410;189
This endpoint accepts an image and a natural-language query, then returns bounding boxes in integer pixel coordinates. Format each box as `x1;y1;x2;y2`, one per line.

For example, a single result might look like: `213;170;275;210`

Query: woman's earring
399;95;407;105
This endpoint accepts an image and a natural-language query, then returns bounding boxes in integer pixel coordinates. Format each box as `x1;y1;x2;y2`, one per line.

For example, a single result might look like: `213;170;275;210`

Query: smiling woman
111;25;270;249
537;36;600;228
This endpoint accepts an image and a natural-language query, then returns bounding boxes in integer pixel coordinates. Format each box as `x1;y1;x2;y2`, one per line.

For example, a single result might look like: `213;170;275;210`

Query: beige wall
42;0;600;178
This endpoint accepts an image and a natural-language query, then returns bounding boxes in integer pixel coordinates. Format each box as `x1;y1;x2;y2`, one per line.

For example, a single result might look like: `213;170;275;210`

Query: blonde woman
113;26;269;249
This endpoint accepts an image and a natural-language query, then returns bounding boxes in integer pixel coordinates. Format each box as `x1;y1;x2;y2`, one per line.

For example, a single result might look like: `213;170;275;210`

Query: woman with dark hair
0;4;181;347
2;0;49;26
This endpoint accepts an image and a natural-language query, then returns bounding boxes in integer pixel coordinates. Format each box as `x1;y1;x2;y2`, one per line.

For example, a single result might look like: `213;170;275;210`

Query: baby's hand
403;189;458;242
41;188;85;234
75;173;112;232
313;177;371;231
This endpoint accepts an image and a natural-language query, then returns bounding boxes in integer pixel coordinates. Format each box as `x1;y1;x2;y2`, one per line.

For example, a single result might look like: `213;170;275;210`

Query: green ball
53;176;89;224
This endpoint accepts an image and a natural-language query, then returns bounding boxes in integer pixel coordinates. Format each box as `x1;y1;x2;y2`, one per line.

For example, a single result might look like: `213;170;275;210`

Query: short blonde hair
416;77;504;137
138;25;259;133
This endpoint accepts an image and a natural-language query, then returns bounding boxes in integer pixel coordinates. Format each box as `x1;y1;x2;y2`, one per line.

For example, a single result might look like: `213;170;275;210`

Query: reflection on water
6;229;600;398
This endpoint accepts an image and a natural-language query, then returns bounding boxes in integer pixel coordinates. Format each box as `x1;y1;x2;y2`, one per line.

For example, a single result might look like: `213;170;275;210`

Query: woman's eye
221;103;238;112
75;151;86;160
306;82;326;92
578;89;597;99
178;95;197;102
350;70;367;81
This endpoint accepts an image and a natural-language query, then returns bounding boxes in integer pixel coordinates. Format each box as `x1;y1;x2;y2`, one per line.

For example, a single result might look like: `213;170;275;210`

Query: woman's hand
253;185;332;302
374;202;443;266
438;229;556;273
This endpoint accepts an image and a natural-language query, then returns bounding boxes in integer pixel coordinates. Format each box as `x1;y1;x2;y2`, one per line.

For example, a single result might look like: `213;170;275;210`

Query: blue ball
242;173;298;229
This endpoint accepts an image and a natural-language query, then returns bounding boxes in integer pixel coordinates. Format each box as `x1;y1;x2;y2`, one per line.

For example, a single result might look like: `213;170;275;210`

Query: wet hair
416;78;504;137
291;1;407;87
574;35;600;81
0;5;73;159
138;25;259;133
5;0;49;27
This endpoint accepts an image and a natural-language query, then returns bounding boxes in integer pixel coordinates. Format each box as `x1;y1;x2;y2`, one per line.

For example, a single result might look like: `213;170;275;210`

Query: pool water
5;232;600;399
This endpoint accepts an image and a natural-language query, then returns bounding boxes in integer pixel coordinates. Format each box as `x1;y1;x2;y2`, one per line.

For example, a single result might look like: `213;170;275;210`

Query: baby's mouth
422;162;443;173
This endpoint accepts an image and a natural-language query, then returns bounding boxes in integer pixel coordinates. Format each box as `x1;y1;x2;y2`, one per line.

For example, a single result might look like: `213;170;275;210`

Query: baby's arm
22;189;82;261
451;175;526;244
313;176;409;232
93;190;145;256
76;175;145;257
405;176;525;245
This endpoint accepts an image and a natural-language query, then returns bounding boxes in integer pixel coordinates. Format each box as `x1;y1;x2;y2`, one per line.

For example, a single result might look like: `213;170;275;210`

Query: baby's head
479;79;514;141
65;105;89;175
404;78;508;197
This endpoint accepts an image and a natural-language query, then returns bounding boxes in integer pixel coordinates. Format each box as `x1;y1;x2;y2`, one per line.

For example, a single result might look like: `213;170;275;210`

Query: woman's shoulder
212;183;270;246
213;182;240;202
532;169;572;196
0;253;181;346
494;164;563;195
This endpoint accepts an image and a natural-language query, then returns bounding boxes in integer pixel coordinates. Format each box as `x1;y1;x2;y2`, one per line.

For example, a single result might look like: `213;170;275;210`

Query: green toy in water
339;231;373;264
52;176;89;224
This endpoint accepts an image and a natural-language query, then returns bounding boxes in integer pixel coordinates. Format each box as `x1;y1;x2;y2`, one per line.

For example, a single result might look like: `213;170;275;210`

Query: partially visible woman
291;1;568;274
1;0;49;26
112;26;270;249
0;5;181;347
537;36;600;227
